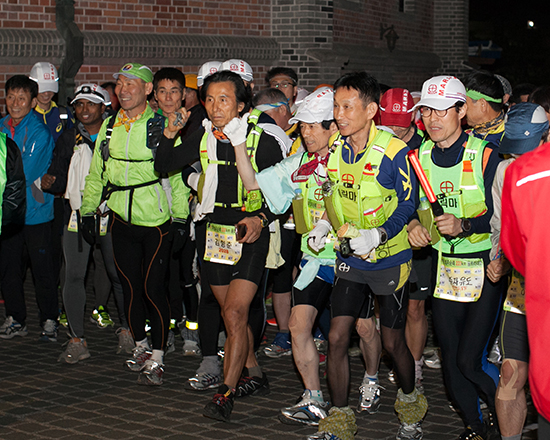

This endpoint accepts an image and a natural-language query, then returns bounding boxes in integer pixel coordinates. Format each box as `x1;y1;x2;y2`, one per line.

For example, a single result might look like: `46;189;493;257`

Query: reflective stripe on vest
418;135;491;254
325;130;410;262
199;121;264;212
294;152;337;260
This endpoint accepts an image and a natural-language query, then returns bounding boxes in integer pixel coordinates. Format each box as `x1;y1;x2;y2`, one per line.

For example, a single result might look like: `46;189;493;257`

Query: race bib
434;256;484;302
99;215;109;236
204;223;243;265
503;270;525;315
67;210;79;232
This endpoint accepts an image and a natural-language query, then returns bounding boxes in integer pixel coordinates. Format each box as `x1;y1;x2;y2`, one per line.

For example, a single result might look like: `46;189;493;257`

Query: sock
151;349;164;364
308;389;324;402
197;355;221;375
136;337;150;349
247;365;262;378
501;435;521;440
363;371;378;383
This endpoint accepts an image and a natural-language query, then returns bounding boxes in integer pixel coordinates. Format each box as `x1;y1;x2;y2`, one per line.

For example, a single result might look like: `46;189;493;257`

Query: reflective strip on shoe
125;346;152;371
357;381;383;414
280;392;329;426
396;421;423;440
235;373;270;397
137;359;164;386
188;372;222;391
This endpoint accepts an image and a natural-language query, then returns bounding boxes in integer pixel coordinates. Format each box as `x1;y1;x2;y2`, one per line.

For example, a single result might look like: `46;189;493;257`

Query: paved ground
0;276;540;439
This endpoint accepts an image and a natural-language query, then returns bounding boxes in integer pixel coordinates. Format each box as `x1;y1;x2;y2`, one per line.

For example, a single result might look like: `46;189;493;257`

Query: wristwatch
257;213;269;228
377;227;388;245
458;218;472;238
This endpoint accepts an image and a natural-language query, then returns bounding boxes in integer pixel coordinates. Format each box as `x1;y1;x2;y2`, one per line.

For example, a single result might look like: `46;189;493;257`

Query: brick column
271;0;340;89
433;0;469;76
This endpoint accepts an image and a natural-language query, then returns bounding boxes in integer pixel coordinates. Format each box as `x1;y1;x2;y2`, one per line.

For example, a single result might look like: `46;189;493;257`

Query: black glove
80;213;97;245
170;218;188;254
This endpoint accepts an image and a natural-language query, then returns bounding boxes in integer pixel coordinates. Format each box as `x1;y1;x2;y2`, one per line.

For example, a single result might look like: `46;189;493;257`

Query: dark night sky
469;0;550;85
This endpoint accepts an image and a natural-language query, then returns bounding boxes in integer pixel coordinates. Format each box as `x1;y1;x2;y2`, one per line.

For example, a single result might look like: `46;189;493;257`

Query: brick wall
0;0;469;116
0;0;56;30
434;0;469;76
74;0;271;36
333;0;434;52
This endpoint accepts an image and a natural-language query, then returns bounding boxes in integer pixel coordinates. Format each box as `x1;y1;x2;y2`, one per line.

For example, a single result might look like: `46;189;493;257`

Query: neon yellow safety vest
0;133;7;232
418;135;492;254
325;130;410;262
293;153;336;260
199;115;264;212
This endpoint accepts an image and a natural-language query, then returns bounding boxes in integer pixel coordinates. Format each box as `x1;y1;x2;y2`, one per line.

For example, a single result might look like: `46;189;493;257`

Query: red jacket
501;142;550;421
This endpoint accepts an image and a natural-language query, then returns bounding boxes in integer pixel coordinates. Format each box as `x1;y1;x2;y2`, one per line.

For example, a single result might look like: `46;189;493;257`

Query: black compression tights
328;281;415;407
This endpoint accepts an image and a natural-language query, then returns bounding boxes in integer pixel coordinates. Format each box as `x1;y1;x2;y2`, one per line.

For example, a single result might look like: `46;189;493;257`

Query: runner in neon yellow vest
408;75;502;440
158;70;283;423
307;72;425;440
234;87;389;428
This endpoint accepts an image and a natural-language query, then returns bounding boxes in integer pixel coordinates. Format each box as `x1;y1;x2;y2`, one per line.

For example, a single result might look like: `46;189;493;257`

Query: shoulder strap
147;113;166;159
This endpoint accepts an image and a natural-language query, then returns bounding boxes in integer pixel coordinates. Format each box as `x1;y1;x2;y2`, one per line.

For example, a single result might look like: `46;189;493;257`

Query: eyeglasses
269;80;296;89
419;106;454;118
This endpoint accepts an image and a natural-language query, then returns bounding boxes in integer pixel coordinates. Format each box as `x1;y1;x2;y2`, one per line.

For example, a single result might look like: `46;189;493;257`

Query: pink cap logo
428;84;437;94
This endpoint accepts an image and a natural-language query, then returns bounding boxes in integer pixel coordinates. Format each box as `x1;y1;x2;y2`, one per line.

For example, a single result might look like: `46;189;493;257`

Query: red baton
407;149;444;217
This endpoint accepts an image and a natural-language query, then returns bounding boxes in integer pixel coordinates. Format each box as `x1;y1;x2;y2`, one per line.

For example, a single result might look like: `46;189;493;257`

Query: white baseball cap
29;62;59;94
289;87;334;124
197;61;222;87
413;76;466;111
220;59;254;82
70;83;111;105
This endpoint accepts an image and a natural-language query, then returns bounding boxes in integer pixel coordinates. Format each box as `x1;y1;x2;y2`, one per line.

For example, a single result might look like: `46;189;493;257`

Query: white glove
308;219;331;252
350;228;381;256
223;114;249;146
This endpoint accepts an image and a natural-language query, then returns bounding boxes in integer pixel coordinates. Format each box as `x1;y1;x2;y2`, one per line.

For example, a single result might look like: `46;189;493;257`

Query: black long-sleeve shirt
156;125;283;225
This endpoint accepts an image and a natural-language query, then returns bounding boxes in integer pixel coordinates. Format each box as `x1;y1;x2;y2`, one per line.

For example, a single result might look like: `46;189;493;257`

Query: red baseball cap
379;88;414;128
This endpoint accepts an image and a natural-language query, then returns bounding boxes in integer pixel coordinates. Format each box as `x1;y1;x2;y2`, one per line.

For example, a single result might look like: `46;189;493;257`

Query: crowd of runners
0;58;549;440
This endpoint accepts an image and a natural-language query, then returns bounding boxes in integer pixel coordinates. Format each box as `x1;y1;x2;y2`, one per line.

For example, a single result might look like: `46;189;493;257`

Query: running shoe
39;319;58;342
90;306;114;328
357;380;383;414
0;316;28;339
423;348;442;369
263;331;291;358
137;359;164;386
124;345;152;371
388;368;398;384
235;370;270;397
203;384;235;422
266;317;277;326
165;330;176;355
307;432;342;440
115;327;135;354
187;372;222;391
58;338;90;364
396;421;423;439
279;390;329;426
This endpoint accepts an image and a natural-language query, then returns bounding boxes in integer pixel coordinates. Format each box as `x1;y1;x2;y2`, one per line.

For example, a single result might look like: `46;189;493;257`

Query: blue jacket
0;112;54;225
